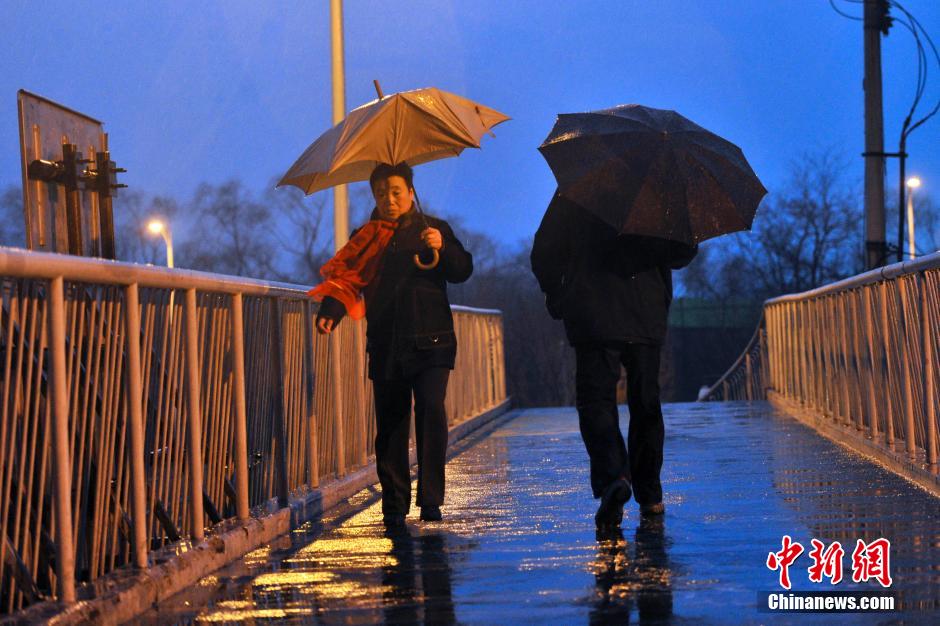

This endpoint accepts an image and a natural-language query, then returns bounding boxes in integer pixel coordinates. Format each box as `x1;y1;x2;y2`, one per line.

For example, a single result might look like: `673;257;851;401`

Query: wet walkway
144;402;939;624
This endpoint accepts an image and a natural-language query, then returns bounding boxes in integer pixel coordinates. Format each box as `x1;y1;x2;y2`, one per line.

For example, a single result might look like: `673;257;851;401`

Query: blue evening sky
1;1;937;246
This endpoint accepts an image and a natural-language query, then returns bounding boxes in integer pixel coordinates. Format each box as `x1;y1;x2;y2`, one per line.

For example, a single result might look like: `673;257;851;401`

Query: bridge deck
144;402;939;624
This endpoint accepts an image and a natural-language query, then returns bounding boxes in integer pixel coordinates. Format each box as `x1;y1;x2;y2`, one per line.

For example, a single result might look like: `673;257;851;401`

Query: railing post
848;290;866;431
123;283;149;567
839;296;856;427
921;273;937;465
759;327;769;394
183;288;206;541
330;330;346;477
354;321;367;467
49;276;76;603
304;301;320;488
745;353;753;402
880;280;896;446
898;277;918;459
270;299;290;507
230;293;250;520
862;285;881;439
497;316;507;401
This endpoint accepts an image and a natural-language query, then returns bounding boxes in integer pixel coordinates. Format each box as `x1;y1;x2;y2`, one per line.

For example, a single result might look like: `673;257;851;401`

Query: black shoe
595;477;632;530
383;513;407;532
420;506;442;521
595;526;625;543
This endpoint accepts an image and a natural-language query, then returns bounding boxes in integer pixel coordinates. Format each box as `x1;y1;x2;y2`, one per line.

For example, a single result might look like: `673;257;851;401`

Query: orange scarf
306;219;397;319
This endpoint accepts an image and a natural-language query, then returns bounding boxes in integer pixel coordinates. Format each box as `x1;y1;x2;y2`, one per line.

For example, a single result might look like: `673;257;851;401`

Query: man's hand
421;227;443;251
316;317;335;334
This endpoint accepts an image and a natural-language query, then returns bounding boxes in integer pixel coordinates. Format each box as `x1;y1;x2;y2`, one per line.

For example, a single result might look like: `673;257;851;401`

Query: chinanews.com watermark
760;535;896;614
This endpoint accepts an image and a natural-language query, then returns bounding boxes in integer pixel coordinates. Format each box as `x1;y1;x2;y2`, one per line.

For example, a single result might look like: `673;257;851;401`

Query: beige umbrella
277;84;510;194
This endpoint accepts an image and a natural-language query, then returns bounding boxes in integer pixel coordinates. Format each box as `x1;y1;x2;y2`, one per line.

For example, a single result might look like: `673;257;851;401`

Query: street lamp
905;177;921;260
146;219;174;268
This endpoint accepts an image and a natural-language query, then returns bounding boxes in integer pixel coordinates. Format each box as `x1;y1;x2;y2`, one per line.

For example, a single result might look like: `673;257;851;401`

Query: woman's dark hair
369;162;414;192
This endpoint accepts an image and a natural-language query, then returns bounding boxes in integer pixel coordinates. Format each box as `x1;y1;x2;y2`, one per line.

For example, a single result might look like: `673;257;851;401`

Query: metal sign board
17;90;122;258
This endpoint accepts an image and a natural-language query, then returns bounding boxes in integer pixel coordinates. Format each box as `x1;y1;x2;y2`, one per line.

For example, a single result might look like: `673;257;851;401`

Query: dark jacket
530;192;697;346
317;208;473;379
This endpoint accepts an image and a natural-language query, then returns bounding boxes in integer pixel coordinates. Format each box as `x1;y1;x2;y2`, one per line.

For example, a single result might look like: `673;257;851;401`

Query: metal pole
331;331;346;476
330;0;349;251
184;288;206;540
162;230;174;269
270;299;290;507
921;274;937;465
49;276;76;603
907;182;916;260
879;280;895;445
897;143;906;263
303;301;320;488
862;285;881;439
123;283;149;567
230;293;250;520
863;0;887;269
897;278;917;458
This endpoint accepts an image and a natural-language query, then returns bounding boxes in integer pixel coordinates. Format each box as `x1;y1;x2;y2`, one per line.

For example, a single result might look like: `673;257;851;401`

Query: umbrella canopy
279;87;510;195
538;104;767;245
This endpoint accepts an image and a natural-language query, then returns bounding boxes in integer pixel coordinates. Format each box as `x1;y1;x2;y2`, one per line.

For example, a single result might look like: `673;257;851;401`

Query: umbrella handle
413;249;440;270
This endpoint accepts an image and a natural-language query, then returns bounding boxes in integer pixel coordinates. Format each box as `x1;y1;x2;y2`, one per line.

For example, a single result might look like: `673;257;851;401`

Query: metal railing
701;251;939;469
0;246;507;614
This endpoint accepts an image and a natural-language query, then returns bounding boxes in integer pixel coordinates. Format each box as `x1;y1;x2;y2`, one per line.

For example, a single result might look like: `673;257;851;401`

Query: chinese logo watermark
767;537;892;589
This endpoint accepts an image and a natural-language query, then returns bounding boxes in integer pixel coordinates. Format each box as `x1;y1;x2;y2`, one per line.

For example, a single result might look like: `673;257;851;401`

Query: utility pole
331;0;349;251
863;0;888;269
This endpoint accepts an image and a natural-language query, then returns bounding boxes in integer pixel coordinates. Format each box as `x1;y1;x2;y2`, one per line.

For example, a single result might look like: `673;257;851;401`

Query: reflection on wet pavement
144;402;939;624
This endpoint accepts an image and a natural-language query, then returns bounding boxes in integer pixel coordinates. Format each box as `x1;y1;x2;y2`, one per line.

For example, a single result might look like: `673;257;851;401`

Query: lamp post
146;219;174;268
147;219;175;322
330;0;348;251
906;177;921;260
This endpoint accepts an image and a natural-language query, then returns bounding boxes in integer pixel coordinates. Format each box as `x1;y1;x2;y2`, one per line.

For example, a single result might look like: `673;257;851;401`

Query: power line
828;0;863;21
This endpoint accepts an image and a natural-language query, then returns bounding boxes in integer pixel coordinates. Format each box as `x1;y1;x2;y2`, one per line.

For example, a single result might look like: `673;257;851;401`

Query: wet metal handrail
0;245;507;614
702;250;939;472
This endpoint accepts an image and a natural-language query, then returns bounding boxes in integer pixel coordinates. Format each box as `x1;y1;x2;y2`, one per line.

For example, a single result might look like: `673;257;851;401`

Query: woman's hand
421;227;444;251
316;317;335;334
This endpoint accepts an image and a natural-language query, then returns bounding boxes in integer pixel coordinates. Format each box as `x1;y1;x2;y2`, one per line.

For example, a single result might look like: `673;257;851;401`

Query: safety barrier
702;250;939;472
0;246;507;614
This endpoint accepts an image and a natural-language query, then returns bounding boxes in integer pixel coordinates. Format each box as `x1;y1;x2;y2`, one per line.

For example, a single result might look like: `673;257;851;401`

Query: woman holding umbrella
314;162;473;532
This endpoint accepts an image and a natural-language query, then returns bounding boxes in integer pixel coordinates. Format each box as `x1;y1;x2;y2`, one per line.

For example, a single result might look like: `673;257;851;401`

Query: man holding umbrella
279;85;509;532
532;104;766;532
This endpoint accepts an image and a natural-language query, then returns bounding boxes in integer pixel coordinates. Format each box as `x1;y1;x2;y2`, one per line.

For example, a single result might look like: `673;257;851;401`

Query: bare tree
177;180;278;279
113;189;182;265
265;183;330;284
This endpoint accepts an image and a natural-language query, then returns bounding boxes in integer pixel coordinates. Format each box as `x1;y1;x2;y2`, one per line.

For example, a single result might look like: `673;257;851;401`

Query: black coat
317;208;473;379
530;193;697;346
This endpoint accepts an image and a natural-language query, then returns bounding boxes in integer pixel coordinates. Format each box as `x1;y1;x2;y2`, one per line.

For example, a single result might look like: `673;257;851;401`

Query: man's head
370;162;415;221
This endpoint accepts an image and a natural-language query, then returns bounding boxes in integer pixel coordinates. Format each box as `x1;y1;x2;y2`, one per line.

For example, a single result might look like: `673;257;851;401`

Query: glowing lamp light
906;176;922;189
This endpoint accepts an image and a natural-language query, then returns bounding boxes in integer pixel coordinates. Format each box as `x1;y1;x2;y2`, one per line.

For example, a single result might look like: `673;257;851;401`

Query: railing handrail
450;304;502;316
764;250;940;305
0;247;511;319
0;245;309;297
698;321;762;400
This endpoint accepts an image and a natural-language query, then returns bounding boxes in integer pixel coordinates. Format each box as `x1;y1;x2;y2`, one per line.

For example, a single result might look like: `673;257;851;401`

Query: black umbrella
538;104;767;245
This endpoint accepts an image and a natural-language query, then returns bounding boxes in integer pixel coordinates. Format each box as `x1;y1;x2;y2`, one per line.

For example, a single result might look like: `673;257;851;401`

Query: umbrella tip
373;79;384;99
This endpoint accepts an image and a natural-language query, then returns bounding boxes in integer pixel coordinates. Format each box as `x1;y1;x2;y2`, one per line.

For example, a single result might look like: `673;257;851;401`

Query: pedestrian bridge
0;246;937;624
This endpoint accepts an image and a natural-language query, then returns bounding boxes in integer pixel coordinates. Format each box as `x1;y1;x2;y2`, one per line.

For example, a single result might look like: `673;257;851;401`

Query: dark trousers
372;367;450;514
575;342;664;505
